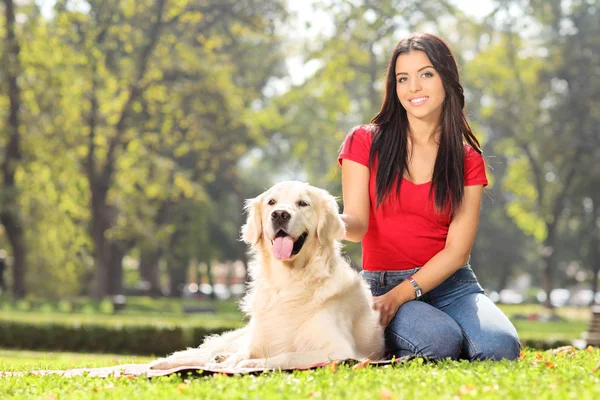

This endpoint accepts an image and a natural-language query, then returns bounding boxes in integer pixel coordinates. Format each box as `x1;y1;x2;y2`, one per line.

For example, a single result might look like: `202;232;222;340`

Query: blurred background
0;0;598;355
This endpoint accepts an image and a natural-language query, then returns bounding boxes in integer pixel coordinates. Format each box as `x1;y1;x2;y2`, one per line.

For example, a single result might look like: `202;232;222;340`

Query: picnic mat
0;358;411;378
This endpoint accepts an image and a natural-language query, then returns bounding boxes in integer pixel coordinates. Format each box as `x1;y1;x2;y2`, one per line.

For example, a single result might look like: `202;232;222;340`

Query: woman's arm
374;184;484;325
340;159;370;242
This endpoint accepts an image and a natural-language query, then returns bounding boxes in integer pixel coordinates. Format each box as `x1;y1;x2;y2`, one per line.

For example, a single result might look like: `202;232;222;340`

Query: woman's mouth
408;96;429;106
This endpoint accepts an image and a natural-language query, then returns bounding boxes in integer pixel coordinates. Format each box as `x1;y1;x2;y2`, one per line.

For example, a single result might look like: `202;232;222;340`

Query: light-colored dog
149;181;384;370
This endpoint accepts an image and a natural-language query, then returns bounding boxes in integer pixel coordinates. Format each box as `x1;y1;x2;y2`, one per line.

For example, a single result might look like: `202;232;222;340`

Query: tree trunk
231;179;250;284
591;248;599;306
497;264;513;293
90;182;110;298
167;229;188;297
167;256;188;298
140;248;162;297
590;204;600;306
540;233;557;310
206;260;216;300
107;242;128;296
1;0;27;298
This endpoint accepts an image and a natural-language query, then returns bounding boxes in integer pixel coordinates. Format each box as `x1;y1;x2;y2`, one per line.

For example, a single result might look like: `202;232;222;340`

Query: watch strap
407;276;423;300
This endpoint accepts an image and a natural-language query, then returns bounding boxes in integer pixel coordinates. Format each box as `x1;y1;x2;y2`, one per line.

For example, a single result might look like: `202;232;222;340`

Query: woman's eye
398;77;407;83
422;72;434;78
297;200;309;207
268;199;276;206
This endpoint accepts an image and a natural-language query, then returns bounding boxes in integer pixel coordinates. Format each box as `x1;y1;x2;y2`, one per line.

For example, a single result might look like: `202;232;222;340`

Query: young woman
338;32;520;361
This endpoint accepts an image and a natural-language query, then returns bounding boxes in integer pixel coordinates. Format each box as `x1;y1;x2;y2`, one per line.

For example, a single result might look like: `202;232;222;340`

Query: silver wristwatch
407;276;423;300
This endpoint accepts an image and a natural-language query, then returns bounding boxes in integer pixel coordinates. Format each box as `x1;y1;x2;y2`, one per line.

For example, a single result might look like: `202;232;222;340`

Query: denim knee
419;316;464;360
472;330;521;361
386;313;463;361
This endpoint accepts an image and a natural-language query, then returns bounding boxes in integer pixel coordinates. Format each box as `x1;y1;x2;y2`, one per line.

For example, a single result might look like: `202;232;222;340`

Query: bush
0;321;187;355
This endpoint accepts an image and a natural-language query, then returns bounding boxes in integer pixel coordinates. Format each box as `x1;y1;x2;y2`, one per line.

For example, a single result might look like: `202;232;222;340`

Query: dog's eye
297;200;309;207
268;199;276;206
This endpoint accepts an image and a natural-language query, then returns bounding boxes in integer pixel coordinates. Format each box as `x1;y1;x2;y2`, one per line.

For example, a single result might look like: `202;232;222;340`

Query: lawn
1;348;599;399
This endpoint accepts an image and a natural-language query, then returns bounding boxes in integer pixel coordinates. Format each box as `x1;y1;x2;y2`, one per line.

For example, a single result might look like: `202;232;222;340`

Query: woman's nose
409;78;422;92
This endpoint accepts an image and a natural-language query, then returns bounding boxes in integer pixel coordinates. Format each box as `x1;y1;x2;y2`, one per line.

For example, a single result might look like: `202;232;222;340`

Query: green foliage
1;0;598;298
1;0;289;297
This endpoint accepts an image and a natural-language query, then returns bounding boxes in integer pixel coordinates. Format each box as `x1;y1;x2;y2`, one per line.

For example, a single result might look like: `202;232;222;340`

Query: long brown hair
367;32;482;212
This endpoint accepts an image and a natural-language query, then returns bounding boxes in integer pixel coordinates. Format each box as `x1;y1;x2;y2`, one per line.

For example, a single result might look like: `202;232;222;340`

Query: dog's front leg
202;350;250;370
235;345;357;370
149;348;213;370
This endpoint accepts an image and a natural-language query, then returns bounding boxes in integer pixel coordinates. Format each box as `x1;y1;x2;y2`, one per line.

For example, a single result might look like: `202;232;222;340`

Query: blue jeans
360;264;521;361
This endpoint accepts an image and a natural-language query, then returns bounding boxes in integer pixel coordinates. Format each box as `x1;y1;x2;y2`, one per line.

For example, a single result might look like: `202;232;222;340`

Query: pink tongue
273;236;294;259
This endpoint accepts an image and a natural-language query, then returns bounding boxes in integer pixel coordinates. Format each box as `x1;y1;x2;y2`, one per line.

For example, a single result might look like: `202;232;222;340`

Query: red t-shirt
338;125;488;271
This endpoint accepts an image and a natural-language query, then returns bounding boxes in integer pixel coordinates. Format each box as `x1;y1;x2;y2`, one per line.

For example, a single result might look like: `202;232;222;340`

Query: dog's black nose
271;210;291;222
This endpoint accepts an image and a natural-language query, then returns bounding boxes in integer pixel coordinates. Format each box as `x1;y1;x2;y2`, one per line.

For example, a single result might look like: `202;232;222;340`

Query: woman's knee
385;301;463;361
471;330;521;361
418;316;463;360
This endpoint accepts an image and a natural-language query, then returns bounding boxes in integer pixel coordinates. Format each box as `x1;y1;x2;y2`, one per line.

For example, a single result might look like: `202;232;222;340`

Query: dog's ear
316;189;346;245
241;194;264;246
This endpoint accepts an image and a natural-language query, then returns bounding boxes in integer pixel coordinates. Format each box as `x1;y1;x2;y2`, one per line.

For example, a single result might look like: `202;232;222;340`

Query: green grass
0;348;599;399
0;349;152;372
0;296;242;317
513;320;588;341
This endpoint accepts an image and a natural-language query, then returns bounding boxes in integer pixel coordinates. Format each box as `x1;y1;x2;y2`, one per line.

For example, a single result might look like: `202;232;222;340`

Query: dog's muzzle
271;210;291;230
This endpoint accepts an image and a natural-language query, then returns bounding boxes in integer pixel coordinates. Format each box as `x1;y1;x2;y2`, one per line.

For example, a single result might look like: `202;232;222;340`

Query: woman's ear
316;189;346;245
241;193;264;246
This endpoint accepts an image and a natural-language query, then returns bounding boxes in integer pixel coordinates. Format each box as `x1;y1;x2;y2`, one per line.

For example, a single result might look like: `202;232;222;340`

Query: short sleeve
464;145;488;187
337;125;373;168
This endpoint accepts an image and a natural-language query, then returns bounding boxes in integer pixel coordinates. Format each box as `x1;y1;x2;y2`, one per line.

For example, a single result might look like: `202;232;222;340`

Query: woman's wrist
340;214;367;242
393;280;416;306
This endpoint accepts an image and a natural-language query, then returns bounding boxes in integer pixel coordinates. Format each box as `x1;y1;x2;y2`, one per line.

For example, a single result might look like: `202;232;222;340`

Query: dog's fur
149;181;384;370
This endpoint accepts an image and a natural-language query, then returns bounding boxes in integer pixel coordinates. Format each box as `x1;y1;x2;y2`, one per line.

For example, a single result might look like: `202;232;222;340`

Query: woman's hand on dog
372;291;402;327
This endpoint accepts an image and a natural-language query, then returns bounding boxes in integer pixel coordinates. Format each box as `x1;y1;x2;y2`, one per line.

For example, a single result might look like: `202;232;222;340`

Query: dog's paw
148;357;197;370
148;358;174;370
214;354;227;363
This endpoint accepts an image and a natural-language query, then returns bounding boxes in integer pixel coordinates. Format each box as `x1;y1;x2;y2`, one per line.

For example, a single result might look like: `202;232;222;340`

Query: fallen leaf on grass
518;350;527;360
379;388;398;400
176;383;187;393
547;346;574;355
530;358;557;369
308;391;321;397
457;385;477;397
586;346;595;352
592;363;600;374
352;360;371;370
327;361;338;372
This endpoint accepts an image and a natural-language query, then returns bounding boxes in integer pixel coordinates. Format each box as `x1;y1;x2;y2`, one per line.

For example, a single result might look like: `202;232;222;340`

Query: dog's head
241;181;345;260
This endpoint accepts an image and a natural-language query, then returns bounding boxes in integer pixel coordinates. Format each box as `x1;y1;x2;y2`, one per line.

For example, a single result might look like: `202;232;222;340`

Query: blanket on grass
0;358;411;378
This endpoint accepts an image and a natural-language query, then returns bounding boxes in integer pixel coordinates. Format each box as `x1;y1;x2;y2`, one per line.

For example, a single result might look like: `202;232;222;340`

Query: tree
0;0;27;298
465;0;599;306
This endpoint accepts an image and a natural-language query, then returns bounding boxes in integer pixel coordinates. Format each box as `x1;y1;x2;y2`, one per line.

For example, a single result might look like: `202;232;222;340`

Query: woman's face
395;50;446;124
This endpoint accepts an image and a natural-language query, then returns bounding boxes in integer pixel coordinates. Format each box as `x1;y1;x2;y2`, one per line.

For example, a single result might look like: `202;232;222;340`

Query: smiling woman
338;32;521;362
